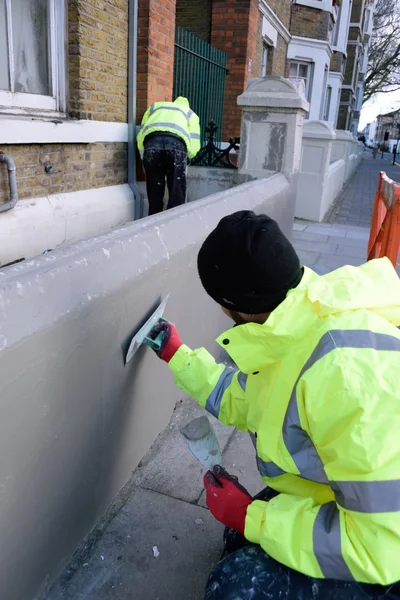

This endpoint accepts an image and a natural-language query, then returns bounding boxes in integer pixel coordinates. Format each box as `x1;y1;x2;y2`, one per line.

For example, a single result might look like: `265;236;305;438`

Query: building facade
175;0;291;138
287;0;375;132
337;0;375;132
375;110;400;151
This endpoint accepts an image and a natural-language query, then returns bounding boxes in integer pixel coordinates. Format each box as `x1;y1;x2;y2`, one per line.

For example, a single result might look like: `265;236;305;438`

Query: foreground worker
149;211;400;599
137;97;201;215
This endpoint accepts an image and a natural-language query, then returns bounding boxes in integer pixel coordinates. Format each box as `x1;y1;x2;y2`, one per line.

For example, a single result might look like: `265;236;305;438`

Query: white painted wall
287;37;332;121
296;121;363;222
0;185;135;267
0;118;128;144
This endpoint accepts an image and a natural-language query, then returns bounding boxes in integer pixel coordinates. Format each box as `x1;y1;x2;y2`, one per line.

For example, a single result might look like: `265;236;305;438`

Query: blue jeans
205;545;398;599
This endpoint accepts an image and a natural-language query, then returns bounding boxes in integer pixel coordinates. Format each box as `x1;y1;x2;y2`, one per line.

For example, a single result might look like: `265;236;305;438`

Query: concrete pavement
329;148;400;228
43;155;400;600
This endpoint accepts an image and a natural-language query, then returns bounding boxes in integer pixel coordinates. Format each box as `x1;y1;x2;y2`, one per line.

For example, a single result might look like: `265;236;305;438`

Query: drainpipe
0;153;18;213
128;0;143;220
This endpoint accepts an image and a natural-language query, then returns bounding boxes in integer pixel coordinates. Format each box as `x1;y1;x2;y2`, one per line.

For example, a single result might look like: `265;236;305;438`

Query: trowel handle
143;318;168;351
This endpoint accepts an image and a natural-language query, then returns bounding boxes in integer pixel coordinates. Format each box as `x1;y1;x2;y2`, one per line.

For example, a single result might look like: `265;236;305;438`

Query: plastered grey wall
0;174;295;600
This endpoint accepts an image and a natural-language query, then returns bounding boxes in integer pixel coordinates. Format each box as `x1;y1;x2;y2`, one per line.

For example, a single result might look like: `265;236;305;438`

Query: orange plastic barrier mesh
367;171;400;269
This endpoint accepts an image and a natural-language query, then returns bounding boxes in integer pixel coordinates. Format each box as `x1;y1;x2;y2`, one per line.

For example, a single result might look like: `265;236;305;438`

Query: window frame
0;0;67;116
323;85;332;121
289;60;313;102
261;43;271;77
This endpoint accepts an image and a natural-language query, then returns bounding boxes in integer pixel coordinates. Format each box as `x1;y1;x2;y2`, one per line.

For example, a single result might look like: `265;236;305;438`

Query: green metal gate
173;28;228;143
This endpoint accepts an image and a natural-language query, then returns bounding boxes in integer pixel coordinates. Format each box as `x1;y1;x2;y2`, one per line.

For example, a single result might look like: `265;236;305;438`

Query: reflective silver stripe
139;150;144;158
313;502;354;580
190;133;201;140
283;330;400;485
187;109;194;118
237;371;247;392
205;368;235;418
141;121;190;142
257;455;286;478
331;480;400;513
149;105;190;120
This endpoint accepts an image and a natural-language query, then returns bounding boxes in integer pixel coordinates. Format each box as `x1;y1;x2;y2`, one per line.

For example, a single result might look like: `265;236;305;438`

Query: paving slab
329;151;400;227
292;222;370;272
315;253;364;271
46;488;224;600
296;249;321;267
133;397;235;504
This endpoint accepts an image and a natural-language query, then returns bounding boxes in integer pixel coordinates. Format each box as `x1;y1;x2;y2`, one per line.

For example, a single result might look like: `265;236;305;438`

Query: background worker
149;211;400;599
137;97;201;215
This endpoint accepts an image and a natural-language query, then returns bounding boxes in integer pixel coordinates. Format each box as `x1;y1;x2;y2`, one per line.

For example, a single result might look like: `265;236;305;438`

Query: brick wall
266;0;290;29
330;51;344;72
348;27;360;42
290;5;331;40
68;0;129;122
271;34;289;77
175;0;211;42
137;0;176;121
337;104;349;130
0;143;127;204
343;45;357;86
211;0;260;138
351;0;364;24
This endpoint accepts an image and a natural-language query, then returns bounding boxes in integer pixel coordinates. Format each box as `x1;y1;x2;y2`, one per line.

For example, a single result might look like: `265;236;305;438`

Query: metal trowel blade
180;416;223;470
125;295;169;365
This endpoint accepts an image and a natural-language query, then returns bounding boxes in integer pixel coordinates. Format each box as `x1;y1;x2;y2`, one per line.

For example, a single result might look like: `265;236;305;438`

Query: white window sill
0;117;129;144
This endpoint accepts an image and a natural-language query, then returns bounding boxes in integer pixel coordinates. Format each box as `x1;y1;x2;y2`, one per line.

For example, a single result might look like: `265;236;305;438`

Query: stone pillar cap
237;76;309;112
303;120;336;140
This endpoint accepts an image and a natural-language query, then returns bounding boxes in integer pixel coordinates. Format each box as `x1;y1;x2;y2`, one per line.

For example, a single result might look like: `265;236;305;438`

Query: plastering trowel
125;295;170;364
180;416;224;470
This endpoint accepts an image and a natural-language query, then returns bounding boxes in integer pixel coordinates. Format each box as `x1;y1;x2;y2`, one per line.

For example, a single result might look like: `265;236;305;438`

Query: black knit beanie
197;211;302;314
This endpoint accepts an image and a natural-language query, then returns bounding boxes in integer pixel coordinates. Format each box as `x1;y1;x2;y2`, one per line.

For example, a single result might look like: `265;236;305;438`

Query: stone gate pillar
237;76;309;181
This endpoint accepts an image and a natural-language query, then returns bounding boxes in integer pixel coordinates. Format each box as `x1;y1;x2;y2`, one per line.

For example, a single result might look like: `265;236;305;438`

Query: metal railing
173;27;228;142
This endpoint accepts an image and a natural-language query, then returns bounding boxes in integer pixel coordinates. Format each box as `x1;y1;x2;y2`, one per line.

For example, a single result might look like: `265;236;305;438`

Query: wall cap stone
303;120;336;140
237;76;310;112
335;130;355;141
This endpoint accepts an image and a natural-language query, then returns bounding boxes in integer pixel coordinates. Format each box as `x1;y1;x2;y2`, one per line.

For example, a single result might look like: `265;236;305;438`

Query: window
289;61;313;101
261;44;270;77
355;86;360;109
323;85;332;121
364;9;370;32
0;0;65;113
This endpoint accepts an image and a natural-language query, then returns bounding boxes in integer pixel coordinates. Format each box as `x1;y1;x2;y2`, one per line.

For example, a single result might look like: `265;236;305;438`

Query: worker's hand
204;465;253;535
148;320;182;363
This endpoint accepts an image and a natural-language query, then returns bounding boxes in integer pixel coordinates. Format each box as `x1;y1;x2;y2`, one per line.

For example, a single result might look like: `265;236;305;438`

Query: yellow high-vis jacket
168;258;400;585
137;97;201;159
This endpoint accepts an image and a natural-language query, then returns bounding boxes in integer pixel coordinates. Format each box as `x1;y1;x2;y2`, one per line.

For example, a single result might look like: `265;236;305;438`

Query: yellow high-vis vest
137;97;201;159
168;258;400;585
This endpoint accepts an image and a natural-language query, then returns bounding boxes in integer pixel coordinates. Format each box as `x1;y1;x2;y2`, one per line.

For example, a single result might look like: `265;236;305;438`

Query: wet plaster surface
42;188;381;600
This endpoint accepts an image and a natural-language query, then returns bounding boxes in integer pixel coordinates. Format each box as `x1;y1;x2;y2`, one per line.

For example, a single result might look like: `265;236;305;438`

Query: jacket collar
215;267;319;373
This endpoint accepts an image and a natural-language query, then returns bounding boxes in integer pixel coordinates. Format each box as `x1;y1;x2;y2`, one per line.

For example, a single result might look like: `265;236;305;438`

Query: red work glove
148;320;182;363
204;465;253;535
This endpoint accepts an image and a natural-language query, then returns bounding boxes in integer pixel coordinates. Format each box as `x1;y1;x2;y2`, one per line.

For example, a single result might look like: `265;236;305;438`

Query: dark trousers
205;488;399;600
143;133;187;215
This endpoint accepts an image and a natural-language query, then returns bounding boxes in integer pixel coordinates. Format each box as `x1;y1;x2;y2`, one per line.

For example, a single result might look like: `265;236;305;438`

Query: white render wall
295;121;364;222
